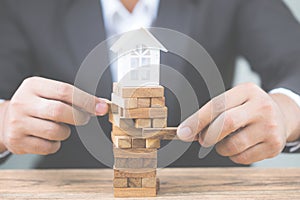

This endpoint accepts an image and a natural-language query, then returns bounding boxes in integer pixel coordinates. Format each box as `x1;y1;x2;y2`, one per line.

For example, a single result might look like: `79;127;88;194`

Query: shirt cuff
269;88;300;153
0;150;10;159
0;99;10;159
285;141;300;153
269;88;300;108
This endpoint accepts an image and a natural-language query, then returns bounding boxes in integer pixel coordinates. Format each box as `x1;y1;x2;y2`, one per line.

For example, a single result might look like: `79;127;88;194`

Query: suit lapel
153;0;196;90
154;0;195;35
63;0;112;97
63;0;107;69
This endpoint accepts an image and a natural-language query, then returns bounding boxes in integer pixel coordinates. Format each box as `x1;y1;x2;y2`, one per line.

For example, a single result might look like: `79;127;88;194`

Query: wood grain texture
114;187;157;197
117;85;164;98
114;168;156;178
120;107;168;119
135;119;151;128
142;127;179;140
152;118;167;128
146;138;161;149
113;178;127;188
113;147;157;159
132;138;146;148
151;97;165;107
1;168;300;199
128;177;142;188
137;98;151;108
111;126;129;136
142;177;157;188
111;93;137;109
111;135;132;149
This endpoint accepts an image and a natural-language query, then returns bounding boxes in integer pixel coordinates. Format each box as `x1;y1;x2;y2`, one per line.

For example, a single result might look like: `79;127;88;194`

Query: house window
130;45;152;68
131;57;139;68
142;57;151;66
129;45;154;81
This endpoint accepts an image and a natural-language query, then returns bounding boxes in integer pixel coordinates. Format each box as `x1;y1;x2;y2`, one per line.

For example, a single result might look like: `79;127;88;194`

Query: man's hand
0;77;108;155
177;83;300;165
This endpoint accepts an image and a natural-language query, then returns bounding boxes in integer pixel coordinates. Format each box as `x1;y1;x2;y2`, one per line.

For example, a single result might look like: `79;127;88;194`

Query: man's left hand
177;83;300;165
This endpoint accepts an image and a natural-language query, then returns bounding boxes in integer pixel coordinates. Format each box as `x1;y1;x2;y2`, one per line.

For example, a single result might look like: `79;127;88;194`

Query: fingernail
96;101;108;116
177;126;193;140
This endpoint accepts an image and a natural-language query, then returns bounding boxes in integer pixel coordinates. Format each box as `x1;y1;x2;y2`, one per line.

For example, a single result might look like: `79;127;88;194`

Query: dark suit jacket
1;0;300;168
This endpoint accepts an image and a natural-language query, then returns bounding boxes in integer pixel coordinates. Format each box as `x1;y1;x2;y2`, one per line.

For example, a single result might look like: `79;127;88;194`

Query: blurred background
1;0;300;169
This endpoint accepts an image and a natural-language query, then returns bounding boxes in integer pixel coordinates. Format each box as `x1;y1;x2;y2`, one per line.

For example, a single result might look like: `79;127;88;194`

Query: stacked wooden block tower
108;27;177;197
109;82;177;198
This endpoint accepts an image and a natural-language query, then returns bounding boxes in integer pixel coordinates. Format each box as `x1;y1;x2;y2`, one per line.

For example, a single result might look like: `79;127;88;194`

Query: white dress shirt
0;0;299;159
101;0;159;38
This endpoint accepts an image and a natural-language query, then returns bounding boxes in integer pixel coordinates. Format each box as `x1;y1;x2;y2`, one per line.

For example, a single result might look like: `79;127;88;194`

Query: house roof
110;27;168;53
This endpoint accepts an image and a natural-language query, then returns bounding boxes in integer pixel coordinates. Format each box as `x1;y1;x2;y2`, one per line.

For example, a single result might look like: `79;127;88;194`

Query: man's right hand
0;77;108;155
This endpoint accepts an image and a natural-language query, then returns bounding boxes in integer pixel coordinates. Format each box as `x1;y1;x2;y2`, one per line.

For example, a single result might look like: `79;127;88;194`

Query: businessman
0;0;300;168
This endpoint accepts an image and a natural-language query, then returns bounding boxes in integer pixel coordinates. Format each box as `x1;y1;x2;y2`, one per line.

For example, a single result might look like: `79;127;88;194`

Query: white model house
110;28;168;87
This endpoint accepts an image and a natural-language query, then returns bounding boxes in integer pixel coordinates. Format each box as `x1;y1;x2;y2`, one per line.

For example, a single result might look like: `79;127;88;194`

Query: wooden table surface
1;168;300;199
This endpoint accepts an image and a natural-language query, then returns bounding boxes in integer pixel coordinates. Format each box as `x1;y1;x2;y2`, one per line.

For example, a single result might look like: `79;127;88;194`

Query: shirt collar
101;0;160;25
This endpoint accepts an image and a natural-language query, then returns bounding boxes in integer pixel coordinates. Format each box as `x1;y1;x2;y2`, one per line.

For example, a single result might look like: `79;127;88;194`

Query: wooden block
135;119;151;128
113;82;118;93
114;168;156;178
127;158;144;168
156;178;160;192
132;138;146;148
143;158;157;168
110;114;134;127
111;103;118;113
142;127;178;140
137;98;151;108
114;187;157;197
109;111;113;123
120;107;167;119
151;97;165;107
128;178;142;188
111;114;135;129
112;126;143;138
115;158;129;168
113;178;128;188
113;147;157;159
117;85;164;98
142;177;156;188
152;118;167;128
111;93;137;109
112;135;132;149
115;158;155;170
112;126;129;136
146;138;160;149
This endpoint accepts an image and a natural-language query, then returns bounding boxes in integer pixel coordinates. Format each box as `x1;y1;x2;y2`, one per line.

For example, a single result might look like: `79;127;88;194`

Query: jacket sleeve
236;0;300;94
0;1;35;99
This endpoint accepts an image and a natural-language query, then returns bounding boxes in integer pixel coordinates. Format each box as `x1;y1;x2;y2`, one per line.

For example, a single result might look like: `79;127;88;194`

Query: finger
229;143;274;165
199;102;253;147
31;97;91;126
22;117;71;141
215;124;265;157
28;77;108;115
12;136;61;155
177;83;255;141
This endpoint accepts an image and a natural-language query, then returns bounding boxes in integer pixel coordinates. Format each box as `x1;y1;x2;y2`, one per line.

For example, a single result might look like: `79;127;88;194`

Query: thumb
177;111;204;142
95;98;109;116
